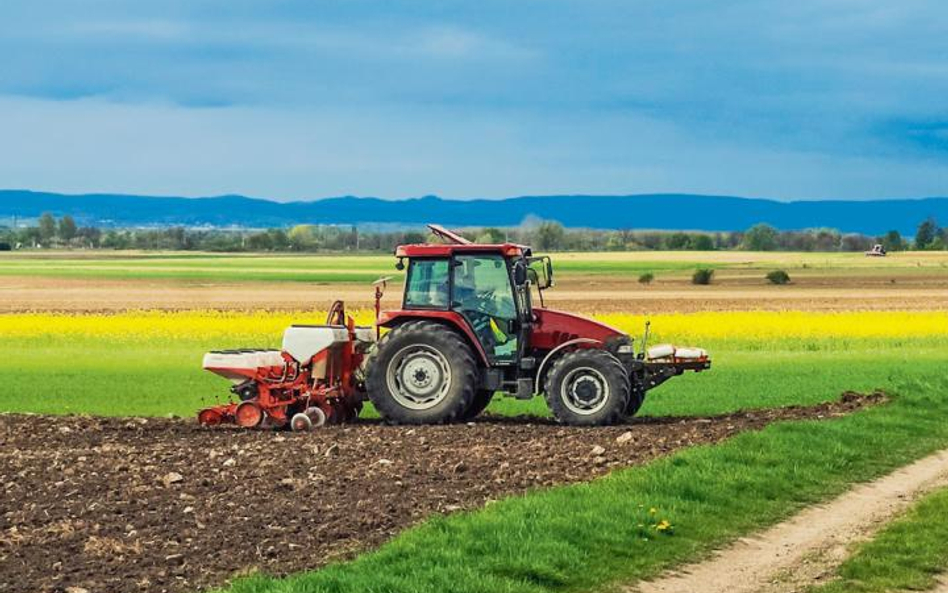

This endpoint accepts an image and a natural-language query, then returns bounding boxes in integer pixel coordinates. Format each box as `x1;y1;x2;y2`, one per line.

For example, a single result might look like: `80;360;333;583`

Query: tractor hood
530;308;625;350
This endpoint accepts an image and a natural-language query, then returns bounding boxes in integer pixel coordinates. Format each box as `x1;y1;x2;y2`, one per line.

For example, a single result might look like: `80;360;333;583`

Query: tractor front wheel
624;383;646;418
544;349;630;426
366;320;477;424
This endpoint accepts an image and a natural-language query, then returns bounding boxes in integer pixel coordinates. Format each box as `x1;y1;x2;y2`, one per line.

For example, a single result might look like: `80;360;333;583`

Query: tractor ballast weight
199;225;710;429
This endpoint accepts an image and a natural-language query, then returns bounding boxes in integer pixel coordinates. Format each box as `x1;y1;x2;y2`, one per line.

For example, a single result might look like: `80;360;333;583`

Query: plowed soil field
0;392;884;593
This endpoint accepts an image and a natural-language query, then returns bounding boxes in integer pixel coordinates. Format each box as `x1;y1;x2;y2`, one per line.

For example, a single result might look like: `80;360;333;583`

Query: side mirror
513;261;528;286
527;256;553;289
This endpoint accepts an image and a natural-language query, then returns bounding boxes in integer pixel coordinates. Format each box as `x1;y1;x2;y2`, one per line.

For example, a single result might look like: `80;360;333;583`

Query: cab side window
404;259;449;308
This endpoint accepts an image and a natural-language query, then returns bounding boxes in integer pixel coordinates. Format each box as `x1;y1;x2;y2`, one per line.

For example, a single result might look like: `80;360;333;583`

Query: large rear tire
544;349;630;426
461;390;494;420
366;320;478;424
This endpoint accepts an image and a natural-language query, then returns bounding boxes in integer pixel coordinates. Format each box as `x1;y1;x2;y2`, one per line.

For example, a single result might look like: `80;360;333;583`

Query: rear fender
377;310;490;365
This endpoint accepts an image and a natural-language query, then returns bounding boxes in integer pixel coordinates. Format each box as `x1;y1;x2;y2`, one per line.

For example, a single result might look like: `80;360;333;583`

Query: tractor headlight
616;344;635;354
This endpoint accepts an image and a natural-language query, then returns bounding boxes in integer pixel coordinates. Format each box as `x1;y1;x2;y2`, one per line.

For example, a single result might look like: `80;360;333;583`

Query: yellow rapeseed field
1;310;947;341
598;311;948;341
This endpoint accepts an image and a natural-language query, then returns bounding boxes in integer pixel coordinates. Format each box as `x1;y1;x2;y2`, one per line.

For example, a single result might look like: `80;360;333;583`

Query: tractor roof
394;223;532;258
395;243;530;258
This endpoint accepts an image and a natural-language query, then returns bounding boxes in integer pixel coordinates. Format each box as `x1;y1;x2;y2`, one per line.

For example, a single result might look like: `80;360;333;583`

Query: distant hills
1;190;946;235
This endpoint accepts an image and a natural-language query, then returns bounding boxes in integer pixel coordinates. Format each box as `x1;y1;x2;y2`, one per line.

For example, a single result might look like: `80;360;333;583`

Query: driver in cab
453;258;518;361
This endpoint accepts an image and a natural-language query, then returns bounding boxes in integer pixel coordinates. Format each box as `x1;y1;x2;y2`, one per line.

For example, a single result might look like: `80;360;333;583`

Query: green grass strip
3;337;942;419
810;486;948;593
215;375;948;593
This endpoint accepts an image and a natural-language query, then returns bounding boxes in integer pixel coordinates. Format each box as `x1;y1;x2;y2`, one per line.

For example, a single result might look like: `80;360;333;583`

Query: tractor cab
377;225;549;369
397;245;530;365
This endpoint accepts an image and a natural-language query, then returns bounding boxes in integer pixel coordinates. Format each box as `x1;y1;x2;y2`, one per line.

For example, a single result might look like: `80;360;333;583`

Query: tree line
0;212;945;252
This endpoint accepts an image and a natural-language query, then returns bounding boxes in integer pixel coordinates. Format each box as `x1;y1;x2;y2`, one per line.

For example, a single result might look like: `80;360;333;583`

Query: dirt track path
632;448;948;593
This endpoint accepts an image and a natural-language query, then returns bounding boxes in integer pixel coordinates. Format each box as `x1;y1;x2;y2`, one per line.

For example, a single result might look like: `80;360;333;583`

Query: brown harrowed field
0;249;947;313
0;393;883;593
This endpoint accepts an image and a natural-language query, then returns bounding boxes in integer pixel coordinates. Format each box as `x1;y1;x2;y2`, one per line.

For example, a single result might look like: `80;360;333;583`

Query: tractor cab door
451;254;521;364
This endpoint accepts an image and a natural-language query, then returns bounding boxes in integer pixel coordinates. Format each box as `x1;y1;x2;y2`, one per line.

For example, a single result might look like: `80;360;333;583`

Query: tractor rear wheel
544;349;630;426
462;389;494;420
366;320;477;424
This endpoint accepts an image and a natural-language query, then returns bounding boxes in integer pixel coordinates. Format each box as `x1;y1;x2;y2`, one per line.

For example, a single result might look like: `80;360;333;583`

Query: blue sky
1;1;946;201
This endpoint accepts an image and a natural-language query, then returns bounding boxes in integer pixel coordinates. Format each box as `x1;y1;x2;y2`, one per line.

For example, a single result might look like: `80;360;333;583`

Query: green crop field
2;334;944;420
2;250;947;284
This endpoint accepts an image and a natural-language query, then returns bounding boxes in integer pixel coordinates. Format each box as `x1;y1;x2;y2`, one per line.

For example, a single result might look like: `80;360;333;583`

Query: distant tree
402;231;426;244
100;230;128;249
76;226;101;247
665;232;691;250
691;234;715;251
639;232;664;250
38;212;56;243
718;231;742;250
841;233;872;252
476;228;506;244
605;232;626;251
288;225;317;250
638;272;654;285
246;232;274;251
915;218;939;250
533;221;566;251
57;215;78;241
880;230;905;252
268;229;290;250
742;223;778;251
165;227;187;250
19;227;42;248
811;228;842;251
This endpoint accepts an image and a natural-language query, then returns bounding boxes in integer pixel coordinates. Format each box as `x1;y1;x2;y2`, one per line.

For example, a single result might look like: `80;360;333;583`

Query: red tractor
199;225;710;428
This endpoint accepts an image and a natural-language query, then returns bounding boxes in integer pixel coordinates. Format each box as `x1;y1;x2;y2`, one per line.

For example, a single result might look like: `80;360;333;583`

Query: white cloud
68;19;192;41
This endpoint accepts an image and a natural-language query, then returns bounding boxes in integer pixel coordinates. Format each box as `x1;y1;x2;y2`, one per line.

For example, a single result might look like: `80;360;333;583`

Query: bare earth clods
0;392;884;593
